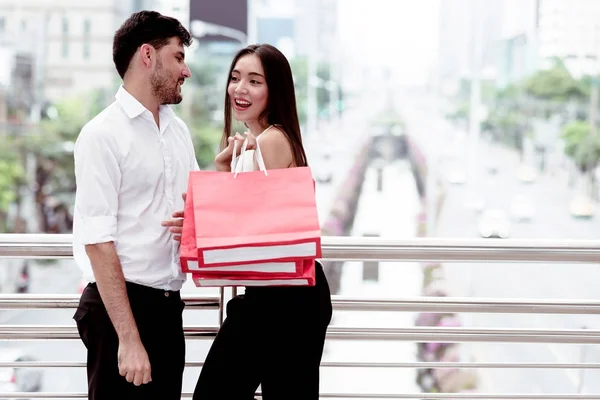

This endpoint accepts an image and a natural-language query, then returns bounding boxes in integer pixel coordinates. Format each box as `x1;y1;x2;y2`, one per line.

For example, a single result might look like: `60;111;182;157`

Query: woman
194;44;333;399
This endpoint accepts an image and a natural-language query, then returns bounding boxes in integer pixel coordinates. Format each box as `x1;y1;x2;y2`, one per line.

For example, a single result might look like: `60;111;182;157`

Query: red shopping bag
180;176;198;273
190;139;321;267
191;258;316;287
181;175;308;275
180;173;318;277
181;137;252;272
191;168;321;266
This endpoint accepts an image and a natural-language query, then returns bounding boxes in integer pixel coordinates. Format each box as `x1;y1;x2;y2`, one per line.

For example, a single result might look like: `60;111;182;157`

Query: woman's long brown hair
222;44;308;167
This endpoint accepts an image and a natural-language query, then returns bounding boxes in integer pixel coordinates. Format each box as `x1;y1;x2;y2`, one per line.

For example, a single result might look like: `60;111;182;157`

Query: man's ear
139;44;153;68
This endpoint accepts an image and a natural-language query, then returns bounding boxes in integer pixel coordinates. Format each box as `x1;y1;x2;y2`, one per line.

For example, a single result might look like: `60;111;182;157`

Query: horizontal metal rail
4;295;600;314
0;294;220;309
3;234;600;263
2;325;600;344
2;392;600;399
264;394;600;400
331;297;600;314
1;360;600;370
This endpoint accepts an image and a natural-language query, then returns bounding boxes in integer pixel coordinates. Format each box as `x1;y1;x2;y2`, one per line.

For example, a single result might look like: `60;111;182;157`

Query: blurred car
464;192;485;213
486;163;498;175
517;165;537;183
314;152;333;184
15;262;30;294
509;195;535;221
0;349;43;396
0;260;31;295
478;209;510;238
569;195;595;219
446;166;466;185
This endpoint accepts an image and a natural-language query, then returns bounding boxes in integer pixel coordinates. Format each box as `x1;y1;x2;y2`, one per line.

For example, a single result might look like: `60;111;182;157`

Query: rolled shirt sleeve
73;128;121;245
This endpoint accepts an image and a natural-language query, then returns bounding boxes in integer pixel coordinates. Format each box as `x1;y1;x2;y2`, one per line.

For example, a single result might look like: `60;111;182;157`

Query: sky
337;0;441;86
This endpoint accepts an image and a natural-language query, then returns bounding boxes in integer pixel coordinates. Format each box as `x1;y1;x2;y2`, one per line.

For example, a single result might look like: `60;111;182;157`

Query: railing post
218;287;238;326
218;287;225;326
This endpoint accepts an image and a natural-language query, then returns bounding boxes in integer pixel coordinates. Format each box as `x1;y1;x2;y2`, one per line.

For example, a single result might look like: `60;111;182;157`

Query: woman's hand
214;132;257;172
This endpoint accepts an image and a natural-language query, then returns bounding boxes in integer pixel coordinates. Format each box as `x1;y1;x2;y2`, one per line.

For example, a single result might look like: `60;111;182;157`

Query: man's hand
118;338;152;386
162;193;185;241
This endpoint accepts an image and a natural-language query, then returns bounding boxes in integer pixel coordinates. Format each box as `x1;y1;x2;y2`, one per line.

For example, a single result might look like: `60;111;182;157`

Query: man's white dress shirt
72;86;199;291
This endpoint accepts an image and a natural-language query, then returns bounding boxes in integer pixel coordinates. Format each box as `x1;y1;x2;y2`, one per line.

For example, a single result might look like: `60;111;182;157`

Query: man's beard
150;57;183;105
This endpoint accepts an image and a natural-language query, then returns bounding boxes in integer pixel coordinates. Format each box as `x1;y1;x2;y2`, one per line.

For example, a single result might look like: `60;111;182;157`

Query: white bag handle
233;137;268;177
230;139;240;172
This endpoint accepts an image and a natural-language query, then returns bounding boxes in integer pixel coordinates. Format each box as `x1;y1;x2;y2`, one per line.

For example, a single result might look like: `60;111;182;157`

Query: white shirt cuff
80;216;117;245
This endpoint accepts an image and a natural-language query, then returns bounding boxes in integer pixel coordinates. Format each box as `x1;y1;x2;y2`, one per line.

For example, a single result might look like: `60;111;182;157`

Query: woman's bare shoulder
259;125;288;143
258;125;293;168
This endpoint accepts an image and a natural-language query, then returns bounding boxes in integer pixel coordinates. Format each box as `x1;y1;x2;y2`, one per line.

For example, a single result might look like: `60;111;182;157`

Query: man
72;10;197;400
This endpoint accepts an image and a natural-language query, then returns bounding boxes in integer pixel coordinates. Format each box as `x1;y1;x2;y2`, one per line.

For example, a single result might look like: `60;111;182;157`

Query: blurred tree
290;56;308;126
316;61;331;117
178;62;223;168
25;91;105;232
446;102;470;123
525;59;587;102
0;137;25;231
289;57;336;124
496;83;524;103
562;121;600;173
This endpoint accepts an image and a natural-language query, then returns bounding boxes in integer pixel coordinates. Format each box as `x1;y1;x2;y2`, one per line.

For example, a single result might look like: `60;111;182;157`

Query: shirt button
164;292;170;297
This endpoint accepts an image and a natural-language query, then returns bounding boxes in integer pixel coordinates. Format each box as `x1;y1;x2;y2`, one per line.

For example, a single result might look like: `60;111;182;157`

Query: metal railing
2;234;600;262
1;234;600;399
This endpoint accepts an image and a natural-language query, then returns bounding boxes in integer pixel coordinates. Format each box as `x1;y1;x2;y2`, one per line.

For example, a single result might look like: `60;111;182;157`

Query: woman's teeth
235;99;251;108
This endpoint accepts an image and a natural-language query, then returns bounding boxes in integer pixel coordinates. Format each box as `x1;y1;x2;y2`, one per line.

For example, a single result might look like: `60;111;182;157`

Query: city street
403;101;600;394
321;160;422;395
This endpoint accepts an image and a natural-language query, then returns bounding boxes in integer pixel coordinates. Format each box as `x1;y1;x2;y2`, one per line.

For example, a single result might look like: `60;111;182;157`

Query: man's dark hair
113;11;192;79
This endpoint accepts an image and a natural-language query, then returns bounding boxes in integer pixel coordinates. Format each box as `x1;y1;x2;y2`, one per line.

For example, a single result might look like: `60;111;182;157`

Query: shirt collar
115;86;146;119
115;85;176;122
